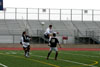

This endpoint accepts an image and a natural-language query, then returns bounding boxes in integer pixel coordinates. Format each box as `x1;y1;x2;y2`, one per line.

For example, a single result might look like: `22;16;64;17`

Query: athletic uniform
21;35;31;57
44;27;53;39
44;27;57;37
47;34;61;60
49;37;59;51
21;35;31;48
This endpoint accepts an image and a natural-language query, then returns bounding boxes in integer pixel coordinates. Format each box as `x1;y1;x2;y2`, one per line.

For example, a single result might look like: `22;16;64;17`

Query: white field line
0;53;3;54
5;52;10;54
2;52;98;67
59;52;99;58
10;52;17;54
5;52;17;55
0;63;8;67
31;54;98;67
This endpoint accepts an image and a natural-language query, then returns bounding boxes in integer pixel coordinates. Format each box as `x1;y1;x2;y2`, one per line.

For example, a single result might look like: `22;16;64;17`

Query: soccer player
44;25;58;39
47;33;61;60
20;31;31;57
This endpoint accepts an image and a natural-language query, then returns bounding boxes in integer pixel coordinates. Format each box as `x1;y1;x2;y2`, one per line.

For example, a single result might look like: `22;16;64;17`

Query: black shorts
44;34;49;39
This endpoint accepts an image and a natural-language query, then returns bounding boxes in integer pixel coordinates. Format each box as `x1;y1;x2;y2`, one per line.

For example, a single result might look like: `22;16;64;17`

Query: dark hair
49;25;52;27
22;31;26;36
53;33;56;37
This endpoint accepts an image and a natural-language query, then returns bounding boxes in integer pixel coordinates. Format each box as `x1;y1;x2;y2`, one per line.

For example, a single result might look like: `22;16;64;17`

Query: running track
0;48;100;51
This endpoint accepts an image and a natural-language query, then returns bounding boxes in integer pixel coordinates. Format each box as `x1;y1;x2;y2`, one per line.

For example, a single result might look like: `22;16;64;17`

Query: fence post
13;35;14;44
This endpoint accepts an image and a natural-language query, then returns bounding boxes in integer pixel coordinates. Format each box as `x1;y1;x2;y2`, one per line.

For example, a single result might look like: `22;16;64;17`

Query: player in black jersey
47;33;61;60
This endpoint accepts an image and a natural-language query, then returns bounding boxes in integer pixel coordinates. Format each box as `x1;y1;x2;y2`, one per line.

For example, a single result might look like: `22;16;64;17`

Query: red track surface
0;48;100;51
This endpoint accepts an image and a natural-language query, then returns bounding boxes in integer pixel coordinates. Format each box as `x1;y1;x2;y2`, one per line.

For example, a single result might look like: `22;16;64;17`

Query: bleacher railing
0;7;100;21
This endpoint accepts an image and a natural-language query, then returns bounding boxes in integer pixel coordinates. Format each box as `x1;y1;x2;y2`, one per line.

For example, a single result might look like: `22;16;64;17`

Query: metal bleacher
0;19;100;36
0;19;100;44
0;8;100;44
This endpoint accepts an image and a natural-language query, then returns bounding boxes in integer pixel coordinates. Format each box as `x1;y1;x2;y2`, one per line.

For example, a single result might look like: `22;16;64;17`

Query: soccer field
0;50;99;67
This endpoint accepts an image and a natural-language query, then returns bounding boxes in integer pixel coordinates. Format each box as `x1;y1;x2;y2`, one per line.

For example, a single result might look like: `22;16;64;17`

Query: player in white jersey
44;25;58;39
20;31;31;57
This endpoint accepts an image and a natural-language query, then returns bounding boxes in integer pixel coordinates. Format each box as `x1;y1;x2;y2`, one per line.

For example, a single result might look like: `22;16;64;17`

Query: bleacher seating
0;20;99;37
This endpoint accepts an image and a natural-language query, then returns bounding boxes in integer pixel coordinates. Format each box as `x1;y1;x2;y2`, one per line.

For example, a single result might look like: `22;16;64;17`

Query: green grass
0;50;99;67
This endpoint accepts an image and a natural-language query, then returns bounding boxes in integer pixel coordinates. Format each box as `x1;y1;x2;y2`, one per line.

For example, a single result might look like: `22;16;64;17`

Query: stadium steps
28;20;42;29
83;21;99;29
63;21;79;36
71;21;87;37
94;21;100;28
28;20;43;36
0;20;100;37
5;20;22;34
17;20;26;31
51;21;68;35
0;20;9;34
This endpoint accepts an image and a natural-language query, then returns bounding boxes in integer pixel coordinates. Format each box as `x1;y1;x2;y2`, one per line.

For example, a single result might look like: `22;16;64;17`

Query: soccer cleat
55;58;57;60
25;52;30;58
46;57;49;60
27;55;30;57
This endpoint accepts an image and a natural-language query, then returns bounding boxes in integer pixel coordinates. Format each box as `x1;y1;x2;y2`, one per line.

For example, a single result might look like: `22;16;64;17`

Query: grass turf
0;50;99;67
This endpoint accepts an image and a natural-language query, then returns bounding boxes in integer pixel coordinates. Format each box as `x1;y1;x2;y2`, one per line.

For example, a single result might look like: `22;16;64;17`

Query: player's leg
23;47;27;57
47;47;52;60
55;51;58;60
54;47;58;60
27;45;30;57
44;34;49;39
47;51;52;60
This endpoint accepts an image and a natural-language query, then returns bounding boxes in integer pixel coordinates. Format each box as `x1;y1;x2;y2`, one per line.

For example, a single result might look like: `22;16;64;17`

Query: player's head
53;33;56;37
49;25;52;29
22;31;26;36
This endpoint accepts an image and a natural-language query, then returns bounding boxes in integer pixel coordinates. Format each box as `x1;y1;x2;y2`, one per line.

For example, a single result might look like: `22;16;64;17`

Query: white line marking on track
59;52;99;58
0;63;8;67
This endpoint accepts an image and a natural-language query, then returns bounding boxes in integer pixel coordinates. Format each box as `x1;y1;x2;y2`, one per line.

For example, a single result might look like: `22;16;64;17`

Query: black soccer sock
27;45;30;55
47;51;52;59
55;52;58;60
25;50;27;56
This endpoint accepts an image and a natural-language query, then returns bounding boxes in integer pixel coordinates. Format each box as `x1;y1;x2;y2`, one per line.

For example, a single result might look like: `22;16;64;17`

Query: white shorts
23;42;30;48
50;47;58;52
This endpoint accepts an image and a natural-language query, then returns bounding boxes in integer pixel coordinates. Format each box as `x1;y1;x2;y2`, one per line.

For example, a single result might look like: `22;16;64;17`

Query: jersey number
51;39;55;43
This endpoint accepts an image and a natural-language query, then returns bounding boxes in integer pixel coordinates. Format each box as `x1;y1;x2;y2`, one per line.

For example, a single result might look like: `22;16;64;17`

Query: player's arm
57;39;61;48
27;35;31;38
58;43;61;48
29;36;32;40
20;37;24;45
27;35;32;40
46;28;50;34
48;39;51;46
